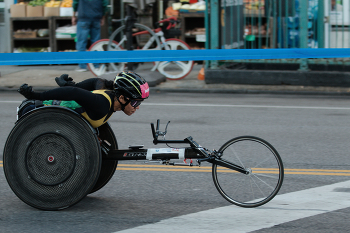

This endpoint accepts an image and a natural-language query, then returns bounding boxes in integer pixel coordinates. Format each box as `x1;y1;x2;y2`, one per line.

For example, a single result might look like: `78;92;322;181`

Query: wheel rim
213;137;283;207
87;39;126;76
25;132;76;186
157;39;194;80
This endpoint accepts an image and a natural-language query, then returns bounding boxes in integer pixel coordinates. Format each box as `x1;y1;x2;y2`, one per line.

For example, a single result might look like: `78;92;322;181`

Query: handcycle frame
4;106;283;210
103;118;284;209
105;120;248;176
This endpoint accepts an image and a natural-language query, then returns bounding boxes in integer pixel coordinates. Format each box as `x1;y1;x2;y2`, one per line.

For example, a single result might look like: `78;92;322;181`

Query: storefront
326;0;350;48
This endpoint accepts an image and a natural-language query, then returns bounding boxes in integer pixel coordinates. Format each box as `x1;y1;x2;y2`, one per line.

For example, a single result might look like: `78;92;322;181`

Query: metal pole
159;0;163;21
299;0;309;71
205;0;209;68
317;0;324;48
210;0;219;69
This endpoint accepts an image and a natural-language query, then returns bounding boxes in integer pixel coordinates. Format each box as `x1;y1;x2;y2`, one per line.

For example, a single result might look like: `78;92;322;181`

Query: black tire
212;136;284;208
89;122;118;194
3;107;101;210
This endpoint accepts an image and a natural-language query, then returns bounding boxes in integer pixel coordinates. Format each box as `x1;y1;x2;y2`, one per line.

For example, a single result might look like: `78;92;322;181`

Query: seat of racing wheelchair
3;105;118;210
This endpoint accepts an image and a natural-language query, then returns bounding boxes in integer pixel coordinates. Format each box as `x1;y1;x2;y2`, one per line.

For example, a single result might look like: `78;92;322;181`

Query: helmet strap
117;95;130;112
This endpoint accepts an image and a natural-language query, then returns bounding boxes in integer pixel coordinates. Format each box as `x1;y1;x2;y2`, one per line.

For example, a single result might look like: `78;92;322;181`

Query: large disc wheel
3;107;101;210
212;136;284;208
89;123;118;194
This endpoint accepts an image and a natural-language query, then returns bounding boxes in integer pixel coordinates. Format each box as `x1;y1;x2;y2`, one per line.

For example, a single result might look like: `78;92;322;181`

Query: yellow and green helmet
113;71;149;99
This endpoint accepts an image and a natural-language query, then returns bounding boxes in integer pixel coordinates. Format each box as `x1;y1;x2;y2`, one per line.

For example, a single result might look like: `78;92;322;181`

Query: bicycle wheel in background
212;136;284;208
157;39;194;80
87;39;126;77
108;23;161;72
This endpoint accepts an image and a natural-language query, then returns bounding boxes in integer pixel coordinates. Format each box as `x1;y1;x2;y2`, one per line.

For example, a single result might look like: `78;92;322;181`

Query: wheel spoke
251;173;277;191
229;146;246;169
252;173;280;179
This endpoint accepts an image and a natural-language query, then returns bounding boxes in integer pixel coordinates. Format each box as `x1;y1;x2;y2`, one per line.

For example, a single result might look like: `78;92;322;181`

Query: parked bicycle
87;7;194;80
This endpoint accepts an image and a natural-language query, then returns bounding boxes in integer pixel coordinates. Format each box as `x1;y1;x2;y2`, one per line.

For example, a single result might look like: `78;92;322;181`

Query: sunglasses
129;99;143;108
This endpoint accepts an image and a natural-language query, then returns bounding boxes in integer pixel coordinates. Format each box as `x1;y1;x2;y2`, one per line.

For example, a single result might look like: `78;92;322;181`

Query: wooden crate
13;31;37;38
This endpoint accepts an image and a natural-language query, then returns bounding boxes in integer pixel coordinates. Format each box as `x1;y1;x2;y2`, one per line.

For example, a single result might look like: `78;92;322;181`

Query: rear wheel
3;107;101;210
212;136;284;208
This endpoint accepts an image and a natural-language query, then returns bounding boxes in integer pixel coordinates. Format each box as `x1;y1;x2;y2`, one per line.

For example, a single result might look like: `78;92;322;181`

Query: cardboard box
44;7;60;17
60;7;73;16
10;4;26;17
27;5;44;17
13;30;37;38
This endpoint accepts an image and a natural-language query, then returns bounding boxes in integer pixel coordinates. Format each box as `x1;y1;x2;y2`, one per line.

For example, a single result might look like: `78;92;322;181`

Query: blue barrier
0;49;350;66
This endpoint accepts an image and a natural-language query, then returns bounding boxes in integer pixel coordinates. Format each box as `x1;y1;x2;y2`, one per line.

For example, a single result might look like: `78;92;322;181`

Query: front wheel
212;136;284;208
157;39;194;80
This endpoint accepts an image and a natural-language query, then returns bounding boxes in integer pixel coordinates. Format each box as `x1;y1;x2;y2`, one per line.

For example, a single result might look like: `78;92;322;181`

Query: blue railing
0;48;349;66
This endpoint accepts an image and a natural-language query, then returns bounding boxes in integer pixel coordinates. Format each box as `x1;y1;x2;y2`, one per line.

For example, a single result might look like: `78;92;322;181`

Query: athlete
18;71;149;128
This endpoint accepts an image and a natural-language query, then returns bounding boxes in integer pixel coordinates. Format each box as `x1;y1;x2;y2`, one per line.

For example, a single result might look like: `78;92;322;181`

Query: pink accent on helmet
140;83;149;98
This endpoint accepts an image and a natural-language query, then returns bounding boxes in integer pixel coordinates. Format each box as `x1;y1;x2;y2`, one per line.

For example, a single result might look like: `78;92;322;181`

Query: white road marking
144;103;350;110
2;100;350;111
115;180;350;233
0;101;22;103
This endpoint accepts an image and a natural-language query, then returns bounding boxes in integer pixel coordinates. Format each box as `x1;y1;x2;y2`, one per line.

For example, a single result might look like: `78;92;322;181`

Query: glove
55;74;75;87
18;84;37;99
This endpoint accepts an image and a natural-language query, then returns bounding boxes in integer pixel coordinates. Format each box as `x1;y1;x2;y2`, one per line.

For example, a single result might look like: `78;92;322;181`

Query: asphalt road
1;91;350;232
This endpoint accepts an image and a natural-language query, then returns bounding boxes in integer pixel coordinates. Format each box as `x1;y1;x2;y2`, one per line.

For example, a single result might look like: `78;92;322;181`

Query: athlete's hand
18;84;37;99
55;74;75;87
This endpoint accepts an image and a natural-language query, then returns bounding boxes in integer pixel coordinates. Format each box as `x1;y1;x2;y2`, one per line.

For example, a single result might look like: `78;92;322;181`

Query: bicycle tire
108;23;161;72
212;136;284;208
157;39;194;80
87;39;126;77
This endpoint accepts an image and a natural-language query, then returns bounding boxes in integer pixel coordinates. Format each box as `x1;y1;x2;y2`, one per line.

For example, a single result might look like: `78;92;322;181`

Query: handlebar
156;17;179;30
158;17;178;24
150;119;211;158
151;119;188;145
112;16;179;31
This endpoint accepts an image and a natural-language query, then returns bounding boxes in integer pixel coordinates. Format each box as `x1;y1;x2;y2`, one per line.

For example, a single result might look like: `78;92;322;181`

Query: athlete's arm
55;74;113;90
74;78;114;90
21;86;111;119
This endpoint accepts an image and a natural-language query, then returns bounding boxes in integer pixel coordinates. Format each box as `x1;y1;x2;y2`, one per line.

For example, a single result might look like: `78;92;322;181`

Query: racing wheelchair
3;104;284;210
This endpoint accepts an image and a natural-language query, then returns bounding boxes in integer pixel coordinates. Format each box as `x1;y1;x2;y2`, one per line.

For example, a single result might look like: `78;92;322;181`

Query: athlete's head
113;71;149;114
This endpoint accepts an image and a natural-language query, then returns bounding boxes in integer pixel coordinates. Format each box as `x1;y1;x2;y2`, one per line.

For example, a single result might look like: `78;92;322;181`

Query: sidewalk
1;64;350;95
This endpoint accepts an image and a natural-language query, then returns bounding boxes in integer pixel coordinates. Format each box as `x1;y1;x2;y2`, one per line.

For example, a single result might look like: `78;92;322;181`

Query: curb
150;87;350;96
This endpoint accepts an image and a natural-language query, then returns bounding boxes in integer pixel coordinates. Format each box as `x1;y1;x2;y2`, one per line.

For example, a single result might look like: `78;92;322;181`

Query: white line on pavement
115;180;350;233
2;100;350;110
143;103;350;110
0;101;21;103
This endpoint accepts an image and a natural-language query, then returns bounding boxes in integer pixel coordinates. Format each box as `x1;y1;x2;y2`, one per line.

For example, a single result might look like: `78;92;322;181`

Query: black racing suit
29;78;116;128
